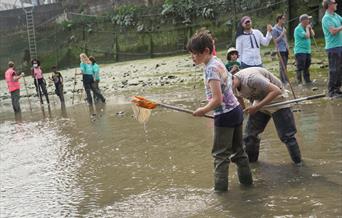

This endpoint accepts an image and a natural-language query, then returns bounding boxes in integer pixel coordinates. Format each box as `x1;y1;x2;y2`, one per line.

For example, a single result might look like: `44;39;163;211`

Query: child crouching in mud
187;30;253;192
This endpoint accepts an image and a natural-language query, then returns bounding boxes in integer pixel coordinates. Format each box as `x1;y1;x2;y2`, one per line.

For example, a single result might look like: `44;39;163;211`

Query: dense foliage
107;0;231;28
161;0;230;24
111;5;138;27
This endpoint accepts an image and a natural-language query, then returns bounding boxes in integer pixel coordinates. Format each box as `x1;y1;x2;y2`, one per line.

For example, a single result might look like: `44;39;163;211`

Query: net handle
158;103;214;119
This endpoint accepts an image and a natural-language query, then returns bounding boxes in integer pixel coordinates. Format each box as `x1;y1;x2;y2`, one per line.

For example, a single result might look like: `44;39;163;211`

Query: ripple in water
86;187;214;218
0;119;84;217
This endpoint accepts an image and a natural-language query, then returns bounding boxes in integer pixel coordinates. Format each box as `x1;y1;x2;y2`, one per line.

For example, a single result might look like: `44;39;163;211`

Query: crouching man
232;67;302;165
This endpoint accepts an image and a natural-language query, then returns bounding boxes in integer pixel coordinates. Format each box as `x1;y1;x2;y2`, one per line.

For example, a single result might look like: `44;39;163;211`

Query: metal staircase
22;3;38;60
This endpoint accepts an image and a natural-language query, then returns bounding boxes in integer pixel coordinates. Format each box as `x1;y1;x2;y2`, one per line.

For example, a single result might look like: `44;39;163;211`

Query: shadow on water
0;94;341;217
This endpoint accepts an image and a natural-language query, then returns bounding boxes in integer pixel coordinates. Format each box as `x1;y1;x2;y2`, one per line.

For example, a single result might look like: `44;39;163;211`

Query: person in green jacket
225;47;240;75
293;14;315;84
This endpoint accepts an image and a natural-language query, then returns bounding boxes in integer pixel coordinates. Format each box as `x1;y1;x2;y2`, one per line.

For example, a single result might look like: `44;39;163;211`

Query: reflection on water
0;95;341;217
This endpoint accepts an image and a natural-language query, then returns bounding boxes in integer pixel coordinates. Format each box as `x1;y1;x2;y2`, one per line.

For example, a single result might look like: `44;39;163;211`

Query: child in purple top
187;31;253;192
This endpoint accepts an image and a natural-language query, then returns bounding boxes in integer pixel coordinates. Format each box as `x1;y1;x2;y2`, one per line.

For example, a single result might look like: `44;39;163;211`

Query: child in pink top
31;59;50;104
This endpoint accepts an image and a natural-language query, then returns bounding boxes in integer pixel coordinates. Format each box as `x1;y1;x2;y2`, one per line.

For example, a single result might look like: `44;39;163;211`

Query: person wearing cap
225;47;247;109
225;47;240;74
225;47;241;74
235;16;273;69
322;0;342;98
4;61;24;114
232;67;302;165
294;14;315;85
272;14;290;84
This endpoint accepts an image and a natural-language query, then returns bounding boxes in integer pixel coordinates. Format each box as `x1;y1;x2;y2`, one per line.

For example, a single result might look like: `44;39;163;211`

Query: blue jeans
327;47;342;96
10;89;21;113
243;108;302;164
279;51;289;84
295;53;311;83
83;75;106;105
83;74;94;105
240;62;263;69
91;80;106;103
34;78;50;104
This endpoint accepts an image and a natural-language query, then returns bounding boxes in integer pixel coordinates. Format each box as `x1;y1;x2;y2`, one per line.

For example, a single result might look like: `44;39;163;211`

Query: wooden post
231;0;237;45
114;33;119;62
149;32;154;58
186;26;192;44
287;0;293;40
55;24;58;66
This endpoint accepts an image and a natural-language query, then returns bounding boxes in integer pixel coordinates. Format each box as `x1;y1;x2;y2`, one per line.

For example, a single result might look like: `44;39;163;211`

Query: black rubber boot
296;70;303;84
245;143;259;163
286;143;302;164
214;171;228;192
236;158;253;185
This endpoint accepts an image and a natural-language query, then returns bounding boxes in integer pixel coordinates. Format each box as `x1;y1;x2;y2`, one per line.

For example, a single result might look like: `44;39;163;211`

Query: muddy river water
0;89;341;217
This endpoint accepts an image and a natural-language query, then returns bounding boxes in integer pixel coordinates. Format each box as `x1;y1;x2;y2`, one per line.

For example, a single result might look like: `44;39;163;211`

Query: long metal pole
72;69;77;104
272;36;297;99
158;102;214;119
263;93;325;108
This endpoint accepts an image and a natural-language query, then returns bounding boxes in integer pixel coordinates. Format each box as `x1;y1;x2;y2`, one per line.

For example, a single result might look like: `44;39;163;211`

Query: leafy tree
161;0;229;24
111;5;137;27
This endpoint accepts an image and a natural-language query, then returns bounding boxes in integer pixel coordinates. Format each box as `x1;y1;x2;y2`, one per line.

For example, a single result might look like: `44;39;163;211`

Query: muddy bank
0;54;204;111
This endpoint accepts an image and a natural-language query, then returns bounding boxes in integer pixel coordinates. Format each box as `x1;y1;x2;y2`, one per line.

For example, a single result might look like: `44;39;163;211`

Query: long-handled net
131;96;213;123
131;103;152;124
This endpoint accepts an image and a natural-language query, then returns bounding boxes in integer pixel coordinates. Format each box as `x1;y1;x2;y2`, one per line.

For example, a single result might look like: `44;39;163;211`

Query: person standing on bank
232;67;302;165
236;16;273;69
89;56;106;103
5;61;24;114
294;14;315;85
187;31;253;192
322;0;342;98
79;53;95;105
50;66;64;104
272;14;290;84
31;59;50;104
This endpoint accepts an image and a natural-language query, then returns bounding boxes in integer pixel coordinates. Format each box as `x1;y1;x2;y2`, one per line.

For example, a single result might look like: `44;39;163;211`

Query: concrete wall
0;3;63;31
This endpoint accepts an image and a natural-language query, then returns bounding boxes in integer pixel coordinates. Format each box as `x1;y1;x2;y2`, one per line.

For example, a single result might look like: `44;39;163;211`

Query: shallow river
0;91;341;217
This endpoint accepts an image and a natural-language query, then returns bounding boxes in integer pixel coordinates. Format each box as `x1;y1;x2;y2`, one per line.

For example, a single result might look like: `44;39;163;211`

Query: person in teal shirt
322;0;342;98
293;14;315;84
79;53;96;105
89;56;106;103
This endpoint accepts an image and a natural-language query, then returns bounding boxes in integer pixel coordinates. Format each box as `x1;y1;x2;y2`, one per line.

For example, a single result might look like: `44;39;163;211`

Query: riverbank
0;43;331;114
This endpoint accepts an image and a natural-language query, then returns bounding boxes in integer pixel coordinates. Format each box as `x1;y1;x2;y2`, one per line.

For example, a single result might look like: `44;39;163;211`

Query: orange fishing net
131;96;158;109
131;96;155;124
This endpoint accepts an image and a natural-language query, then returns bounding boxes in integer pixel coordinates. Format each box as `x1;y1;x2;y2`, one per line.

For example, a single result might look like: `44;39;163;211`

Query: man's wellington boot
214;171;228;192
286;143;302;164
236;158;253;185
245;145;259;163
